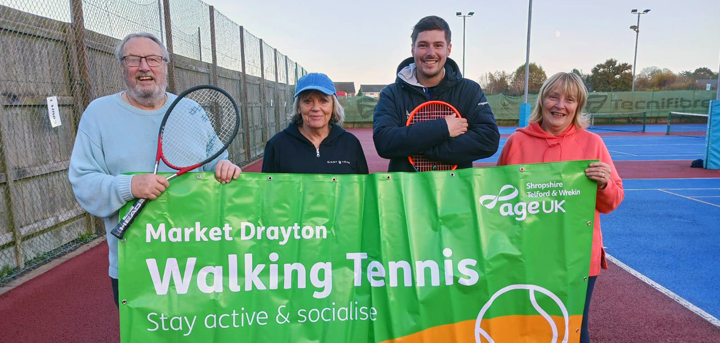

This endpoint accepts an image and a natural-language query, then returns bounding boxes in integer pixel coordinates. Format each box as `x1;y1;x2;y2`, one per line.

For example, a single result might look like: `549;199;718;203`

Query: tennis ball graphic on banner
474;284;569;343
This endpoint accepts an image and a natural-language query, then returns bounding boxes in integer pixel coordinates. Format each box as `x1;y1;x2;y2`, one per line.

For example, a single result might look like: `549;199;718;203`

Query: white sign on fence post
46;96;61;128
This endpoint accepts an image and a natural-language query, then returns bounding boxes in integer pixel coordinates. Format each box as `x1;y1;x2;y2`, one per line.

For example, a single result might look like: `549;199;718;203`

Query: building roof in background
696;79;718;88
359;84;387;93
333;82;356;94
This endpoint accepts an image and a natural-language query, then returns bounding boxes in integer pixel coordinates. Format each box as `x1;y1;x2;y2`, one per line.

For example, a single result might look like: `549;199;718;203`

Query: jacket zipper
316;148;320;172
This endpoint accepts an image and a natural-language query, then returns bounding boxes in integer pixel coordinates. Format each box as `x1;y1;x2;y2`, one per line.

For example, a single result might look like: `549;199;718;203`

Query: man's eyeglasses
121;55;166;67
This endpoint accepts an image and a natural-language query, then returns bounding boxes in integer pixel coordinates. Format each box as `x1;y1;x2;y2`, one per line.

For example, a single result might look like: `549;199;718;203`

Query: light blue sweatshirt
68;92;227;278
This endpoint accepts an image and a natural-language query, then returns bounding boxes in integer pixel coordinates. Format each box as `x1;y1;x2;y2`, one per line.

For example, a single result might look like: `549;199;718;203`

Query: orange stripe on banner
380;315;583;343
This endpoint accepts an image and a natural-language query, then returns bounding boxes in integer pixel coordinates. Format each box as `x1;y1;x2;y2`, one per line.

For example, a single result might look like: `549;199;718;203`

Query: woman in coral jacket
497;72;624;343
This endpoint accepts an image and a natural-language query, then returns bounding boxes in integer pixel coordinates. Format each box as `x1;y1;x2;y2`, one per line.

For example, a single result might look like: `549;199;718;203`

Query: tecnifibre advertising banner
119;161;597;343
341;91;717;122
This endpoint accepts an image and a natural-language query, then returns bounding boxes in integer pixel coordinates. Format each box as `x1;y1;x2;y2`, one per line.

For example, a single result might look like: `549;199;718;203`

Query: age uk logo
479;185;566;221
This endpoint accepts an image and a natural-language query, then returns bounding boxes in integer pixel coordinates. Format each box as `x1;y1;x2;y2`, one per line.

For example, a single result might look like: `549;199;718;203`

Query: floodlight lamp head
630;25;638;32
468;12;475;16
456;12;462;16
643;9;650;13
631;9;638;14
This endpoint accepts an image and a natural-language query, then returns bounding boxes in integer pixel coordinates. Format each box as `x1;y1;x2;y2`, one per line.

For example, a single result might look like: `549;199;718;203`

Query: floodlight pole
456;12;474;77
517;0;532;128
523;0;532;103
462;16;466;76
631;9;650;92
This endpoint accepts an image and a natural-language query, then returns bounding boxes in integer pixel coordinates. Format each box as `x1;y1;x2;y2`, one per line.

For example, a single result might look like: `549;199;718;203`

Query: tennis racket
110;85;240;239
405;100;462;172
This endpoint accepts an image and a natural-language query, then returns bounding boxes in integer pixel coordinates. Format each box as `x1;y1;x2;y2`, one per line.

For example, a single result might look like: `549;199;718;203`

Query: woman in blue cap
262;73;369;174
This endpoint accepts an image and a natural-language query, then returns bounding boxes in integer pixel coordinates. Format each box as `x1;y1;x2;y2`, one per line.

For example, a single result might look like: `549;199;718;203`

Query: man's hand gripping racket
406;100;463;172
111;85;240;240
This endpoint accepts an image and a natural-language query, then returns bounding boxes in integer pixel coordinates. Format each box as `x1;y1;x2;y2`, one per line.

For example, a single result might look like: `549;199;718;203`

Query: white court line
606;254;720;328
658;189;720;209
616;159;707;162
608;150;637;156
606;144;705;147
621;154;704;157
691;196;720;198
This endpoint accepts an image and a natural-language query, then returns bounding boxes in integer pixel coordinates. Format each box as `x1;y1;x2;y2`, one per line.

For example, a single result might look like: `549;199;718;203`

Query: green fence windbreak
340;96;378;123
341;90;717;123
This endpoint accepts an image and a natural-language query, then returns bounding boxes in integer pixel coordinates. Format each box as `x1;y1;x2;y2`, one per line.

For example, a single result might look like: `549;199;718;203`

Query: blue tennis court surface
589;123;707;134
481;127;707;163
601;178;720;320
602;136;706;161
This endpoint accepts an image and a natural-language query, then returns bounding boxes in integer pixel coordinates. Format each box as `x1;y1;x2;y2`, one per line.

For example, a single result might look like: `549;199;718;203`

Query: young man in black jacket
372;16;500;172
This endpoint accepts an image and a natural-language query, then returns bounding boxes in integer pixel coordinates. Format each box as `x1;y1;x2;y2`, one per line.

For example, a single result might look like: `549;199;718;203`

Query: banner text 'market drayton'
146;222;327;246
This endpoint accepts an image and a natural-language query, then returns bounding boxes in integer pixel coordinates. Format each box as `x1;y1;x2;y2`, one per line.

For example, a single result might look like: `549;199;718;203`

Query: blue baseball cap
294;73;336;98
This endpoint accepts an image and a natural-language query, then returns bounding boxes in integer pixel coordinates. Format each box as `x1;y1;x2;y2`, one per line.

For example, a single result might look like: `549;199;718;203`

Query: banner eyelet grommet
587;221;592;226
196;174;202;179
331;177;337;182
267;176;273;181
520;167;525;172
450;173;455;178
122;299;127;305
386;175;391;180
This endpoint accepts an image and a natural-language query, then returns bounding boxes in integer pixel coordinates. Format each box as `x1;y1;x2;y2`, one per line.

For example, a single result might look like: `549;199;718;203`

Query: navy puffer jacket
372;57;500;172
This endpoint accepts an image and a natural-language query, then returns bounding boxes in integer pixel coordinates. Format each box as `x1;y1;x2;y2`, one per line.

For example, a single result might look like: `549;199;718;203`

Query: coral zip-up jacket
497;122;624;276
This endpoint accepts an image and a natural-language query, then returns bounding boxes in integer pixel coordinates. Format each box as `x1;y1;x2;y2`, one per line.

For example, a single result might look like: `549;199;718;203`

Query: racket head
405;100;462;172
158;85;240;175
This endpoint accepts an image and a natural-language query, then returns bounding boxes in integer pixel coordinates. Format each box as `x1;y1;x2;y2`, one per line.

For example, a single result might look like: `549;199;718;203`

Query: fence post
157;0;163;40
0;107;24;270
69;0;100;235
162;0;176;94
285;56;290;122
69;0;92;109
259;39;268;144
239;26;251;163
273;48;281;133
209;6;217;86
197;26;202;62
285;55;290;87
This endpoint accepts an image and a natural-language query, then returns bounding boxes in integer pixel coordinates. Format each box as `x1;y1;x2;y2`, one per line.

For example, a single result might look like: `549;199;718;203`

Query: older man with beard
68;32;241;308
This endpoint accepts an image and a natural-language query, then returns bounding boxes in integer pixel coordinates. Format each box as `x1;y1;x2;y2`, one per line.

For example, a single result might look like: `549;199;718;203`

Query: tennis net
587;112;647;133
666;112;708;136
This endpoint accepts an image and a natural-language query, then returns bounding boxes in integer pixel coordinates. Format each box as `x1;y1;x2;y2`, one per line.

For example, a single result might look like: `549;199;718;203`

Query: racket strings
408;103;458;172
162;89;238;168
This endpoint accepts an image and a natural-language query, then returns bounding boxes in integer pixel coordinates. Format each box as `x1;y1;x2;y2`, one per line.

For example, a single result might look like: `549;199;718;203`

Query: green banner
119;161;597;343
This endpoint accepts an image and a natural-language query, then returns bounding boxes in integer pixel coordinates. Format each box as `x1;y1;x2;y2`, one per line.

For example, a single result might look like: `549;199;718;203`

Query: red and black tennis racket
111;85;240;239
405;100;462;172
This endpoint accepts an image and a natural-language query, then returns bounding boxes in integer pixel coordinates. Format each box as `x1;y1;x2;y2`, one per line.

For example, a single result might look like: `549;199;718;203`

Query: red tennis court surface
1;127;719;342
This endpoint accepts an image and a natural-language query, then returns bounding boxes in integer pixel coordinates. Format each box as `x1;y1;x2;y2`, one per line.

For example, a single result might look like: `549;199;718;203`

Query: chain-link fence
0;0;307;285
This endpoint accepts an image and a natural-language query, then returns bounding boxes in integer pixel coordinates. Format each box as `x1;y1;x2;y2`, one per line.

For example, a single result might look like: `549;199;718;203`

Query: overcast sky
210;0;718;88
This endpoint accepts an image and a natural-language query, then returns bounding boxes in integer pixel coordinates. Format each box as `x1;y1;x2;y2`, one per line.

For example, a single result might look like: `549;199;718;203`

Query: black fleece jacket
372;57;500;172
262;122;369;174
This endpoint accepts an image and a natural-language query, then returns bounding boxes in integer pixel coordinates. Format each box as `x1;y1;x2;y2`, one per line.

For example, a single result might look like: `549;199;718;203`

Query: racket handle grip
110;198;149;239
